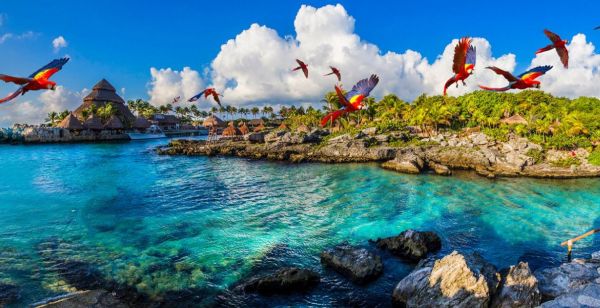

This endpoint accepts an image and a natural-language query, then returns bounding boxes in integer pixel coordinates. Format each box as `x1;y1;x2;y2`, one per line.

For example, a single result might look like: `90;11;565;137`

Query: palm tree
45;111;58;126
210;106;218;116
251;107;259;119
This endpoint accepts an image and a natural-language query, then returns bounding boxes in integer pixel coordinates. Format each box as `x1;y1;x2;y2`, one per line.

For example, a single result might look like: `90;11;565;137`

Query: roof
500;114;528;125
202;115;226;127
253;123;266;132
133;117;151;129
239;122;249;135
249;119;265;126
74;79;135;126
104;115;124;129
57;113;84;130
83;114;103;130
222;122;241;136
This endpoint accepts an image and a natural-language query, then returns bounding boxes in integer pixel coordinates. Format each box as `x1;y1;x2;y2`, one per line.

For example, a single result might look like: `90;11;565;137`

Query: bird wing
0;74;32;85
452;38;471;74
536;44;555;54
332;67;341;81
486;66;518;82
518;65;553;81
556;46;569;68
544;29;562;44
188;90;206;102
345;74;379;100
334;85;351;108
466;44;476;67
29;58;69;80
212;92;222;106
0;87;24;104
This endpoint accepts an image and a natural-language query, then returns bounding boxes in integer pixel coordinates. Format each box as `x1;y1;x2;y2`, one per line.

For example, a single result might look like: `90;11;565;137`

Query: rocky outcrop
320;243;383;284
237;267;320;294
371;230;441;261
534;258;600;300
491;262;541;308
428;161;452;175
381;152;424;174
541;283;600;307
392;251;500;308
34;290;127;308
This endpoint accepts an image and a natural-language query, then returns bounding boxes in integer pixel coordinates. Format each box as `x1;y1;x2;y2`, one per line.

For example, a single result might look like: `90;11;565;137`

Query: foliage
551;156;581;167
588;150;600;166
526;148;545;164
482;127;510;142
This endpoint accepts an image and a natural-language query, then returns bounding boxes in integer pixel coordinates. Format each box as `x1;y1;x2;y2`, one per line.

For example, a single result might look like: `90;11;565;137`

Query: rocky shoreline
157;127;600;179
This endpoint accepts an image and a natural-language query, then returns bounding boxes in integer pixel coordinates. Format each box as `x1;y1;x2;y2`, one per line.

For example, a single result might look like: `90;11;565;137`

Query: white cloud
0;31;38;44
147;67;203;106
0;86;88;127
0;33;12;43
52;36;68;52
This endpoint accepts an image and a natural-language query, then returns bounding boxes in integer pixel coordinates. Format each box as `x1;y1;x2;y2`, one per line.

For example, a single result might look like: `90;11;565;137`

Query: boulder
392;251;500;308
374;134;390;143
0;283;20;306
327;134;352;144
535;260;600;300
541;283;600;308
372;229;441;261
381;153;424;175
429;161;452;176
362;127;377;136
238;267;320;294
34;290;127;308
320;243;383;284
264;131;287;143
491;262;541;308
469;133;488;146
245;132;266;143
591;251;600;262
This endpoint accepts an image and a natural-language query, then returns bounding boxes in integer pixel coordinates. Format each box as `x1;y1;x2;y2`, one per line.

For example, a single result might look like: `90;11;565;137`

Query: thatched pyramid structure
74;79;135;127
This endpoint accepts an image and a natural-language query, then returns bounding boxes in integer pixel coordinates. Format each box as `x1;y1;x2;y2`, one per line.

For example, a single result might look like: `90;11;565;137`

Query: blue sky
1;1;600;125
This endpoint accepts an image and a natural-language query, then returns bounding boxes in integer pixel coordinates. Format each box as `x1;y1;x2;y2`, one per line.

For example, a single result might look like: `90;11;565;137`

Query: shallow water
0;138;599;306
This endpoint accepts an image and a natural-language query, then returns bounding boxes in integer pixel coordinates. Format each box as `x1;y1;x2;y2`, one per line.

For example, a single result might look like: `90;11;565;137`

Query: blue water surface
0;138;599;306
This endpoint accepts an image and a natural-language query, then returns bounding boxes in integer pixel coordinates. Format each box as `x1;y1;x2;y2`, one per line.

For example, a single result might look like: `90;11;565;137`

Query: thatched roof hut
74;79;135;126
296;124;310;134
202;115;226;128
253;123;266;132
133;117;151;129
278;123;288;130
104;115;124;130
500;114;528;125
249;119;264;127
238;122;250;135
83;114;103;130
222;122;241;136
57;113;84;130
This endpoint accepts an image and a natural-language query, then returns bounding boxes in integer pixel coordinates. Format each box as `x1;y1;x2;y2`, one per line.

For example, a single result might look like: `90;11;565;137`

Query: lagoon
0;138;599;306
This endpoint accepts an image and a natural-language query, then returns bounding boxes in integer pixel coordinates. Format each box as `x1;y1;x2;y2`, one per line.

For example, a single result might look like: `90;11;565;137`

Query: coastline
157;127;600;179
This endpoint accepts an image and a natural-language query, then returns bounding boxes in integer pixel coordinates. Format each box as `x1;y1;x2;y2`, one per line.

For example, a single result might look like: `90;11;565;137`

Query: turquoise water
1;138;599;306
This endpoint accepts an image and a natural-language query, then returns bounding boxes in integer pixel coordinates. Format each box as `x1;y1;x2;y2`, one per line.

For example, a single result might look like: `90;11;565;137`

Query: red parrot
536;29;569;68
188;88;223;107
444;37;476;96
479;66;553;91
0;57;69;104
292;59;309;78
324;66;341;81
321;74;379;127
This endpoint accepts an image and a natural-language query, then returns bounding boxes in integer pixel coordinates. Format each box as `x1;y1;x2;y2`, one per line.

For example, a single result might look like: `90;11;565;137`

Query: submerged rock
320;243;383;284
381;153;424;174
0;283;20;306
428;161;452;176
372;229;441;261
491;262;541;308
392;251;500;307
238;267;320;294
534;259;600;300
35;290;127;308
541;283;600;308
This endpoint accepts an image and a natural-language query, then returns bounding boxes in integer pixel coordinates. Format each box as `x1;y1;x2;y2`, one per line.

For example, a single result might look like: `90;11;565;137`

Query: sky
1;0;600;126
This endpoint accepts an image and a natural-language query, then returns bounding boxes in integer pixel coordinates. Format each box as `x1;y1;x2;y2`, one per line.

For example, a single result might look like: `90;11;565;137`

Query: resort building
150;114;180;131
73;79;136;127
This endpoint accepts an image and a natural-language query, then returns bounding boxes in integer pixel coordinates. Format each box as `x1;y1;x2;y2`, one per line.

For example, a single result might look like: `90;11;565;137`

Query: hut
500;114;528;125
278;123;288;130
296;124;310;134
248;119;265;127
83;114;103;130
57;113;84;130
253;123;266;133
74;79;135;127
238;122;250;135
133;117;151;130
202;115;226;128
104;115;124;130
222;122;241;136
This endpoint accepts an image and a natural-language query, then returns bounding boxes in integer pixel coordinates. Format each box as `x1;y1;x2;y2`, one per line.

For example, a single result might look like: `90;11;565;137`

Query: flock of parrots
0;28;580;127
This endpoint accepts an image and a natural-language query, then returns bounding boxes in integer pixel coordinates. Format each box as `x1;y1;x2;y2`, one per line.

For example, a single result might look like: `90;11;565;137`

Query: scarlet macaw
324;66;341;82
479;66;553;91
188;88;223;107
536;29;569;68
320;74;379;127
292;59;309;78
444;37;476;96
0;57;69;104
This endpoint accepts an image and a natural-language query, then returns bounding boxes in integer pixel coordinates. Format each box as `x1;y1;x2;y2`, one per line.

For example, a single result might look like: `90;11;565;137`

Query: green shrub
588;150;600;166
526;148;545;164
482;127;510;142
551;156;581;167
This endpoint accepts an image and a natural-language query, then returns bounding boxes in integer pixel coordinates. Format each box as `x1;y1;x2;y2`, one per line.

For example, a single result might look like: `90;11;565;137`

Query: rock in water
239;267;320;294
0;283;20;306
534;260;600;300
320;243;383;284
35;290;127;308
392;251;500;308
541;283;600;308
491;262;541;308
373;229;441;261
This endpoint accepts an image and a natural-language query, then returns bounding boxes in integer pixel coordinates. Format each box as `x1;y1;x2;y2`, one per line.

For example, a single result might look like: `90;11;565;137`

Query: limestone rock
372;229;442;261
320;243;383;284
429;161;452;176
535;260;600;300
238;267;320;294
491;262;541;308
541;283;600;308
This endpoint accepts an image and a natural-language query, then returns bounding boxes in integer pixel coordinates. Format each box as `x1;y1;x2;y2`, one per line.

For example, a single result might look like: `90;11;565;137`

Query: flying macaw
188;88;223;107
536;29;569;68
292;59;309;78
324;66;341;82
320;74;379;127
0;57;69;104
444;37;476;96
479;66;553;91
172;96;181;104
